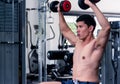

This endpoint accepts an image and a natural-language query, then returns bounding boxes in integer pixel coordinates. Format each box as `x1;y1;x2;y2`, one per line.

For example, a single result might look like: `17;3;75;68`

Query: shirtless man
40;0;110;84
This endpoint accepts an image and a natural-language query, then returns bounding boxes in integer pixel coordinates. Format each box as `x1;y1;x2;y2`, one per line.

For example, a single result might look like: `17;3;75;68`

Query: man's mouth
77;33;80;36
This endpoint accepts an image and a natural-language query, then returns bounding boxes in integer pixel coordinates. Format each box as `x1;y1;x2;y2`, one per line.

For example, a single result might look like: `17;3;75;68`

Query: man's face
76;21;90;40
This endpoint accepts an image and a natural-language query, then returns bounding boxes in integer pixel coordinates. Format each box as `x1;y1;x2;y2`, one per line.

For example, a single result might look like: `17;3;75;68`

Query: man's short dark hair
76;14;96;31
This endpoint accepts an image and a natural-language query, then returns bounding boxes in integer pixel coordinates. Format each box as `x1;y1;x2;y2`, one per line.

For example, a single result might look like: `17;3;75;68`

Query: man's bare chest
73;40;96;63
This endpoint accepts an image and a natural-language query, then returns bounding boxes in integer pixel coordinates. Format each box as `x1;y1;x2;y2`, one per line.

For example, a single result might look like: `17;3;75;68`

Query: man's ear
89;25;94;32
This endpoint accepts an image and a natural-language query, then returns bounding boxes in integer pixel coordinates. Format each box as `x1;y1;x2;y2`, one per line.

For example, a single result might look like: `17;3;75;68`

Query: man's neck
82;35;94;45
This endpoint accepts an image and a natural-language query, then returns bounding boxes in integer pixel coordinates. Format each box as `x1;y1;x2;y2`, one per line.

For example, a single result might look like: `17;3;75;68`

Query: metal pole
38;0;48;82
12;0;15;83
38;0;44;82
43;1;47;81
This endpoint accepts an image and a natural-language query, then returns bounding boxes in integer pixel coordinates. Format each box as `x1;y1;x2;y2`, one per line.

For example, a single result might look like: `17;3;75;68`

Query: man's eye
79;26;82;28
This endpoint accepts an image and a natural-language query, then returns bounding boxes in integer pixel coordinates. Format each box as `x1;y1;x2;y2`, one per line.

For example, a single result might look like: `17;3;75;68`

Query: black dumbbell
78;0;100;10
50;0;71;12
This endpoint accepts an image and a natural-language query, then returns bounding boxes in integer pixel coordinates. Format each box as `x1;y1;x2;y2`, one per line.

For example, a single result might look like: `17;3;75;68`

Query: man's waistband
73;80;99;84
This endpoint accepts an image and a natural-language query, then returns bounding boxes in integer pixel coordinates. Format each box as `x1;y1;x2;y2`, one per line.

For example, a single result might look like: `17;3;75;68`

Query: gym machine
47;50;73;81
100;21;120;84
26;0;48;83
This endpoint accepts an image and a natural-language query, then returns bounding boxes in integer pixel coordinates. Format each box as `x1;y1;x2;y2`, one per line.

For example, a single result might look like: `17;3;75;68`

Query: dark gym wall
0;0;26;84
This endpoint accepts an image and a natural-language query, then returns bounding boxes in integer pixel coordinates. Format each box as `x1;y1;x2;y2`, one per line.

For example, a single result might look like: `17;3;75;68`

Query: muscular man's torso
72;39;103;82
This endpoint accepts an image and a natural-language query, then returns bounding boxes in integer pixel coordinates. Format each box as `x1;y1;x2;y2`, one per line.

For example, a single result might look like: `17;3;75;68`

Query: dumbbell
78;0;100;10
50;0;71;12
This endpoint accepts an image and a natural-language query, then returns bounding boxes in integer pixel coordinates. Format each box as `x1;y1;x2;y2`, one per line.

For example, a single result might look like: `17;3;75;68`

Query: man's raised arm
58;7;77;45
85;0;110;48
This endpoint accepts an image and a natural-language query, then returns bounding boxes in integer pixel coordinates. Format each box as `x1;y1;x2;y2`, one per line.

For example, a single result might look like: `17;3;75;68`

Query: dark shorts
61;80;99;84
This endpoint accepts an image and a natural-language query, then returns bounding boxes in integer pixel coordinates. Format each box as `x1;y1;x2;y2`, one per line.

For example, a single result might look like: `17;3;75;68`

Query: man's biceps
95;38;105;48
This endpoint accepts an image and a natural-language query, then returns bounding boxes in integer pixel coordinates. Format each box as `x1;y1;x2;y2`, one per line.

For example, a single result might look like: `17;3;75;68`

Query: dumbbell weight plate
78;0;100;10
78;0;89;10
60;0;71;12
50;1;59;12
90;0;100;3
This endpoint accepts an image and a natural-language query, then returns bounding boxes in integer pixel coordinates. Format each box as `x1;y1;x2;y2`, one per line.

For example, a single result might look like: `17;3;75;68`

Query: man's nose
77;28;81;32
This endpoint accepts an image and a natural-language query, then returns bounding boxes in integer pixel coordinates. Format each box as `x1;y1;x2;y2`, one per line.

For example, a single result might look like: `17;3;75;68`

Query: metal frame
63;11;120;18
